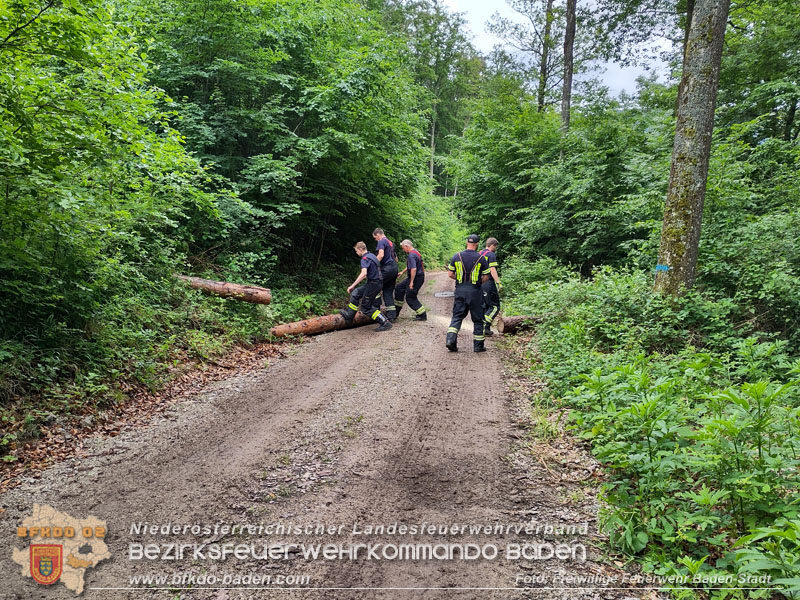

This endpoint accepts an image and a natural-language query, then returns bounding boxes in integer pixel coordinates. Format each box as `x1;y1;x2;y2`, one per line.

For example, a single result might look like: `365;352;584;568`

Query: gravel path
1;272;652;600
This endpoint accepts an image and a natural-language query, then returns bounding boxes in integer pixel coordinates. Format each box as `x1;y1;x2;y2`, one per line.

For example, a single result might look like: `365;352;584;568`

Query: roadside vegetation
503;261;799;598
474;0;800;590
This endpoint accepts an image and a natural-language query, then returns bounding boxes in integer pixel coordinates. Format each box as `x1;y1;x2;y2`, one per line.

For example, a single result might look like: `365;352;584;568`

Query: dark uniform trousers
381;263;399;318
394;272;425;316
482;279;500;329
348;279;384;320
447;284;485;340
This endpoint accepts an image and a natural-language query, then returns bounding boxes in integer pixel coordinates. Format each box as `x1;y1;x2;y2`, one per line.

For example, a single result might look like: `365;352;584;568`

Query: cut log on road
176;275;271;305
497;315;542;334
270;312;374;338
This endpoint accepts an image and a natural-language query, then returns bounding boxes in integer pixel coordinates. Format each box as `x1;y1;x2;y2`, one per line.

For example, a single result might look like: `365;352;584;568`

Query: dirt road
1;272;641;599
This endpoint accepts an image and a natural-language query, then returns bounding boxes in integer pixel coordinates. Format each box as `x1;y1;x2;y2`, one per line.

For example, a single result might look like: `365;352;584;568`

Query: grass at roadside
0;267;350;467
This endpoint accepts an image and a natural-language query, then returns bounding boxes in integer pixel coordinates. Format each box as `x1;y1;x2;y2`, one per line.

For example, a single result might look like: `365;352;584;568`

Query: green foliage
452;0;800;283
451;74;675;271
479;4;800;592
371;0;483;194
0;0;221;331
736;519;800;599
505;261;800;598
407;194;468;266
124;0;432;267
0;0;452;450
717;0;800;143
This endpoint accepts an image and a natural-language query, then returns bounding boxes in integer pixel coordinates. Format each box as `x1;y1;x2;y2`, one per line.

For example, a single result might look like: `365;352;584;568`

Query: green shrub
505;259;800;598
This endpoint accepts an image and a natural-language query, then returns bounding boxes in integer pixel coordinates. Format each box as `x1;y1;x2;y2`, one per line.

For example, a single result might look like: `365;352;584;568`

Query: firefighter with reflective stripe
339;241;392;331
394;239;426;321
481;237;502;336
446;234;491;352
373;228;399;322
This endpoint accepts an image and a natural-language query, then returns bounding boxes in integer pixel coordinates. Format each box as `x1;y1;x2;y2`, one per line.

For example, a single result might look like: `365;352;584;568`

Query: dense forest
1;0;799;596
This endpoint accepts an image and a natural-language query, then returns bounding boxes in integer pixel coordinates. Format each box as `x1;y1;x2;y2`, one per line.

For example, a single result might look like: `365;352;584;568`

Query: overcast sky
442;0;668;96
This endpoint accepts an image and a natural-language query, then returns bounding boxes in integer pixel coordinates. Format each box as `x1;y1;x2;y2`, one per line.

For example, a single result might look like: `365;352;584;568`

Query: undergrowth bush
504;258;800;599
0;264;349;463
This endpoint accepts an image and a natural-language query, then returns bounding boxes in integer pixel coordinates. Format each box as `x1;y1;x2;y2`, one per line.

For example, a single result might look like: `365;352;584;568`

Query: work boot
413;311;427;321
473;339;486;353
446;332;458;352
339;304;358;324
485;326;493;336
375;314;393;331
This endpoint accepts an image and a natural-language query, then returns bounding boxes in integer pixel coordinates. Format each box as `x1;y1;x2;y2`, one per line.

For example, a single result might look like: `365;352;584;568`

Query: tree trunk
270;313;373;338
784;97;797;141
654;0;730;296
537;0;555;112
560;0;577;131
675;0;696;115
175;275;272;305
682;0;695;56
429;105;437;181
497;315;543;334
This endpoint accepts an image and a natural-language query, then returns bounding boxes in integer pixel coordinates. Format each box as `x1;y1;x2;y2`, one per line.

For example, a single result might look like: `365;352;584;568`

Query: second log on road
270;312;374;338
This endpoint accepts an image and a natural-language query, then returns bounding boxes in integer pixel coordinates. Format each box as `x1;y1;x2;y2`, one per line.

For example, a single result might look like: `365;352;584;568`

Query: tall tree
488;0;560;111
375;0;481;192
654;0;731;294
716;0;800;143
489;0;599;114
560;0;576;129
537;0;556;112
592;0;683;65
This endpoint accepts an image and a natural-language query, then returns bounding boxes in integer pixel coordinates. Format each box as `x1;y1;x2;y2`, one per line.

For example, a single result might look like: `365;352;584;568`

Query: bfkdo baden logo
12;504;110;594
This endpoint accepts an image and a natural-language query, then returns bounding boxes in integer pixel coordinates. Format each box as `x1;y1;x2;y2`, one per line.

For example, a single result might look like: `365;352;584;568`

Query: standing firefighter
394;240;427;321
339;242;393;331
481;237;502;336
446;234;491;353
373;228;399;322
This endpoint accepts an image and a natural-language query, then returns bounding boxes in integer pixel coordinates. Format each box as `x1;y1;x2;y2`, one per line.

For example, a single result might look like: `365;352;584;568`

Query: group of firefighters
340;230;501;353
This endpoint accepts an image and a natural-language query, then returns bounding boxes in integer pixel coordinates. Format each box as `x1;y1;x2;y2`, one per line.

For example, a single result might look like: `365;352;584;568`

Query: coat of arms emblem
30;544;63;585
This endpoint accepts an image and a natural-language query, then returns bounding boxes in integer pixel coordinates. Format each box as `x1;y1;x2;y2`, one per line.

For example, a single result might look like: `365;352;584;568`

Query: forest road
0;272;636;600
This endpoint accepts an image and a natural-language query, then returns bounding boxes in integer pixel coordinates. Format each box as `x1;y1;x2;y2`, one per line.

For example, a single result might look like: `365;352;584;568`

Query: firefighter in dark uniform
373;228;399;322
394;239;427;321
481;237;502;336
446;234;491;352
339;241;393;331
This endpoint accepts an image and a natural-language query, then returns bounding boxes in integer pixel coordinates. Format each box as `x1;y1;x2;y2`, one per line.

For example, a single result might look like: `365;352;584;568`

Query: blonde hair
354;241;367;251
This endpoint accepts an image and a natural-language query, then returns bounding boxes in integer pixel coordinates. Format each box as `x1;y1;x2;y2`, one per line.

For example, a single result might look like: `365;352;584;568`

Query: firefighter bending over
394;240;427;321
340;242;393;332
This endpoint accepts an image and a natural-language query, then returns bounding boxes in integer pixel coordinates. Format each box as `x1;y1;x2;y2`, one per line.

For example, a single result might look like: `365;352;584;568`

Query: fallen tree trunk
176;275;271;305
270;312;373;338
497;315;542;334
